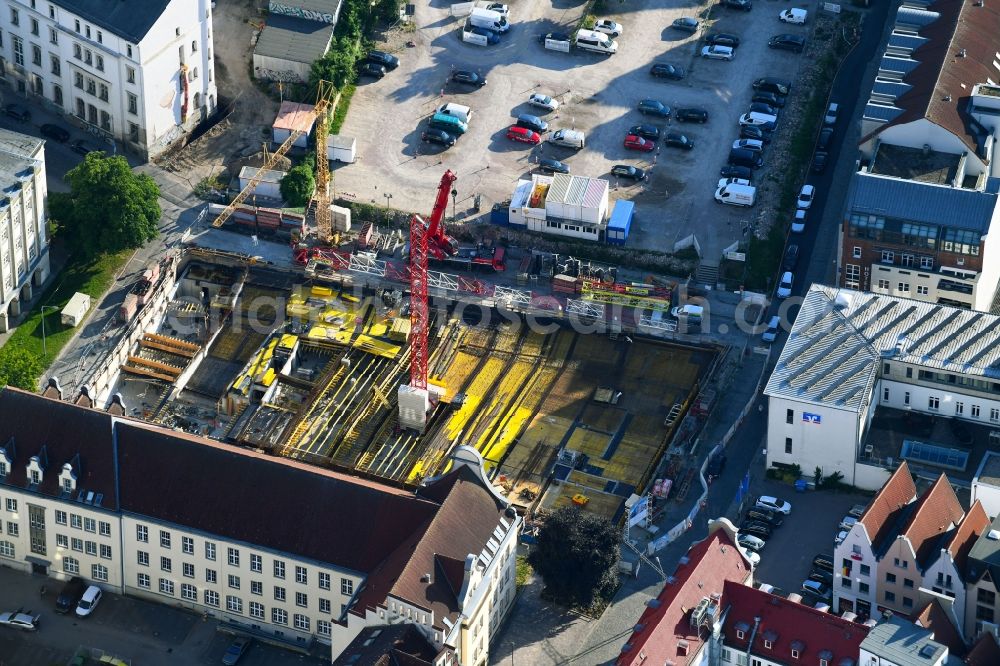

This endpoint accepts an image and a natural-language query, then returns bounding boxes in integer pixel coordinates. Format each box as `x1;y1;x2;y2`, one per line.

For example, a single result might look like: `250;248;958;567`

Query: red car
624;134;655;152
506;126;541;145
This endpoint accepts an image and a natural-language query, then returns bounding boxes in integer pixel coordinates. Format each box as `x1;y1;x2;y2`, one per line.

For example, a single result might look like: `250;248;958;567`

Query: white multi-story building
0;128;48;331
0;386;520;664
0;0;217;160
765;285;1000;491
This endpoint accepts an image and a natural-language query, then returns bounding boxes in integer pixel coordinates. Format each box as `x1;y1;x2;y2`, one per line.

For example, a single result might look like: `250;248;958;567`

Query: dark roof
965;632;1000;666
944;500;990;577
53;0;171;43
913;599;966;657
859;462;917;552
332;624;440;666
967;512;1000;588
898;474;965;567
115;420;439;574
722;581;870;665
0;387;118;509
254;15;335;65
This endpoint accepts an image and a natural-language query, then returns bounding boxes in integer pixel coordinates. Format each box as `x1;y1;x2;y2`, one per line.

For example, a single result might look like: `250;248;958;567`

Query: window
126;44;132;58
852;246;862;259
160;530;171;548
886;572;896;584
57;534;69;548
897;282;910;293
181;583;197;601
847;265;861;286
74;72;82;89
904;392;910;406
99;521;111;537
272;608;288;625
319;572;331;590
992;408;1000;423
126;66;135;83
93;564;108;581
860;564;870;576
791;649;800;659
55;510;67;525
250;601;265;619
885;591;896;603
318;620;331;636
73;42;81;60
859;582;870;594
274;586;286;602
973;405;981;418
295;566;307;584
84;49;91;65
786;409;794;424
901;254;914;268
928;397;940;410
63;556;79;574
128;122;139;142
49;27;57;45
138;551;149;566
956;402;965;415
228;548;239;567
138;573;150;589
74;19;80;33
85;541;97;556
0;541;13;558
10;7;18;25
95;54;102;71
274;560;286;579
161;556;172;573
182;537;194;555
5;498;15;513
83;517;95;533
978;588;996;605
97;31;102;44
31;44;40;66
903;578;914;589
205;590;219;607
841;578;852;589
98;83;107;101
85;26;90;39
785;437;792;454
877;279;890;290
251;580;262;596
127;92;137;114
296;591;308;608
294;614;310;631
227;596;243;614
205;542;216;561
883;387;890;401
206;569;217;584
228;574;240;590
881;250;894;263
159;578;175;595
86;78;95;95
917;285;928;295
183;562;195;578
71;537;83;551
903;596;914;608
192;40;197;52
100;544;112;560
320;598;331;614
250;554;262;573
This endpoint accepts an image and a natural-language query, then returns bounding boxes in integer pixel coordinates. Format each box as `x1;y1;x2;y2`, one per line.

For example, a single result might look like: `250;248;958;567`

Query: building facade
0;128;48;331
0;0;218;160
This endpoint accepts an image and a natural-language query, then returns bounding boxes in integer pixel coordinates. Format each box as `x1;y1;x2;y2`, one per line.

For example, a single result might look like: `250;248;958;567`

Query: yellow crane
212;80;338;242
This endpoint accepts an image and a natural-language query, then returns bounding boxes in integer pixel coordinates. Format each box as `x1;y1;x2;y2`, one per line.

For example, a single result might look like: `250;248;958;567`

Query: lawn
3;249;132;373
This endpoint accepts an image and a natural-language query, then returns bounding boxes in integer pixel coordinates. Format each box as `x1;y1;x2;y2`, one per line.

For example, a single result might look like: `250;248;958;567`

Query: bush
280;166;316;207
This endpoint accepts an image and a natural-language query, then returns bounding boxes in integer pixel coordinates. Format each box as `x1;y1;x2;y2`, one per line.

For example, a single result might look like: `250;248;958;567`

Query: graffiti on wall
256;66;305;83
269;1;338;24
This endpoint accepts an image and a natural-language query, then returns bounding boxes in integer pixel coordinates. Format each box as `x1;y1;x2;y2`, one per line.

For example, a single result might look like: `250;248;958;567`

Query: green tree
51;153;160;257
0;345;42;390
280;166;315;207
310;37;360;90
528;506;621;607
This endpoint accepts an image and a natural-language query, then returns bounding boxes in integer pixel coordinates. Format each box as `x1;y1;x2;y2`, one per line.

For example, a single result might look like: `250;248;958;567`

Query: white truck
575;28;617;55
778;8;807;24
470;7;509;32
714;183;757;207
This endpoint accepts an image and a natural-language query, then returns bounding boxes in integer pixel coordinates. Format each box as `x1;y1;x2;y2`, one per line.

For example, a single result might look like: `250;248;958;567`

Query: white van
437;103;472;124
779;8;807;24
470;7;509;32
714;183;756;207
671;304;704;321
547;128;585;149
575;29;617;55
739;111;778;128
76;585;102;617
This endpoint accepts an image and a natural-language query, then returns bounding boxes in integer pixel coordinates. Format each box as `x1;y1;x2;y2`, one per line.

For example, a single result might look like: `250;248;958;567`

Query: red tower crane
408;170;458;391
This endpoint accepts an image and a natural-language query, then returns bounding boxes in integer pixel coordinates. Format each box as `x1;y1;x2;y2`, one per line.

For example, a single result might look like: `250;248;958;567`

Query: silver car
0;609;40;631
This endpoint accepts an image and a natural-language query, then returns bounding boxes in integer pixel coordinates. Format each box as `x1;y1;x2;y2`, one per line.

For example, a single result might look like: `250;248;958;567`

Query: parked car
367;50;399;70
469;26;501;44
705;33;741;47
671;17;700;33
537;158;570;174
839;516;859;532
516;114;549;133
801;579;831;601
624;134;655;152
537;31;571;44
506;126;540;144
651;63;686;80
812;151;828;172
783;244;800;271
746;550;761;566
769;34;806;53
721;0;752;10
818;127;834;150
740;125;771;143
359;62;387;79
813;554;835;573
222;636;252;665
741;521;772;540
752;92;785;108
848;504;867;519
810;569;834;586
791;208;807;233
528;93;560;112
486;2;510;15
628;124;660;140
718;177;752;189
749;102;778;116
706;453;726;476
593;20;623;37
752;77;791;95
611;164;648;181
3;104;30;121
761;315;781;343
720;165;752;179
664;133;694;150
637;99;671;117
40;124;70;142
797;184;816;209
733;138;764;153
746;508;783;527
701;44;734;60
69;139;101;155
421;128;456;147
452;70;487;87
738;113;776;131
824;102;840;125
75;585;102;617
738;533;765;552
757;495;792;514
55;577;87;614
0;609;39;631
675;107;708;123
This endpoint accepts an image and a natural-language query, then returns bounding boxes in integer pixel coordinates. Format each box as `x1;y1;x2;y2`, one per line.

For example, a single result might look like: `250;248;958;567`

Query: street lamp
40;305;58;356
382;192;393;225
451;188;458;221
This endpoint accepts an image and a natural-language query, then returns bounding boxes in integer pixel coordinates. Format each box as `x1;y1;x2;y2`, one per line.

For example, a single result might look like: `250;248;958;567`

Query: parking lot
745;479;870;601
337;0;820;260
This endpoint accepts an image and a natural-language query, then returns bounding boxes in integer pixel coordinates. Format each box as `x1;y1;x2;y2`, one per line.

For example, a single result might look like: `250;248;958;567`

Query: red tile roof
965;632;1000;666
900;474;965;567
616;524;752;666
860;462;916;549
945;500;990;577
914;599;966;657
722;581;870;665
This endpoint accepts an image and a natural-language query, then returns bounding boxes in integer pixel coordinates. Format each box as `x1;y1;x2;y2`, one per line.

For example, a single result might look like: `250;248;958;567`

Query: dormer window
0;461;7;477
58;463;77;494
26;455;44;485
737;630;745;639
764;640;772;649
30;469;40;484
791;649;799;658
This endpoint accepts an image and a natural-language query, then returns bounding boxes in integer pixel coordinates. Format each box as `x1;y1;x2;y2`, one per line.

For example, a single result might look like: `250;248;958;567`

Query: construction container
606;200;635;245
545;174;609;224
389;317;411;342
552;274;579;294
331;204;351;232
60;292;91;327
238;166;286;200
272;101;316;149
326;135;357;163
119;293;139;323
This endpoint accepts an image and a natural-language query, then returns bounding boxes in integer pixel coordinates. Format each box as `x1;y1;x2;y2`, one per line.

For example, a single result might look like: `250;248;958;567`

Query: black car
740;125;771;143
55;577;87;614
705;33;741;47
671;17;700;33
769;34;806;53
637;99;671;118
70;139;101;155
782;244;800;271
812;554;834;573
4;104;30;122
721;0;752;10
421;128;456;147
749;102;778;116
611;164;648;181
729;148;763;169
746;508;783;527
628;124;660;140
675;107;709;123
537;31;571;44
753;77;791;95
40;123;70;142
818;127;834;150
741;521;772;540
720;164;752;179
664;132;694;150
359;62;386;79
706;453;726;477
650;63;685;80
538;158;570;174
809;569;834;586
812;151;828;172
752;92;785;108
367;50;399;70
452;70;487;87
516;114;549;134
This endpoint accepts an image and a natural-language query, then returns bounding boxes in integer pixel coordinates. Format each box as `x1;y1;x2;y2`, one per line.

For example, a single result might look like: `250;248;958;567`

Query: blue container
606;200;634;245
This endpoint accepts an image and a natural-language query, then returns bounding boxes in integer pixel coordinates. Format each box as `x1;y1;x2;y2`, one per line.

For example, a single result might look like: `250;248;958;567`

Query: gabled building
964;631;1000;666
860;613;950;666
913;599;968;658
253;0;340;83
964;512;1000;643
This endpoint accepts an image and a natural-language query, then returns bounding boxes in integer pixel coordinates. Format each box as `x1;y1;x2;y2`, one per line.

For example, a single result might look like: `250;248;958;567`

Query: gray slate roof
765;285;1000;412
54;0;170;43
0;129;42;185
255;14;335;64
860;616;946;666
847;171;998;232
